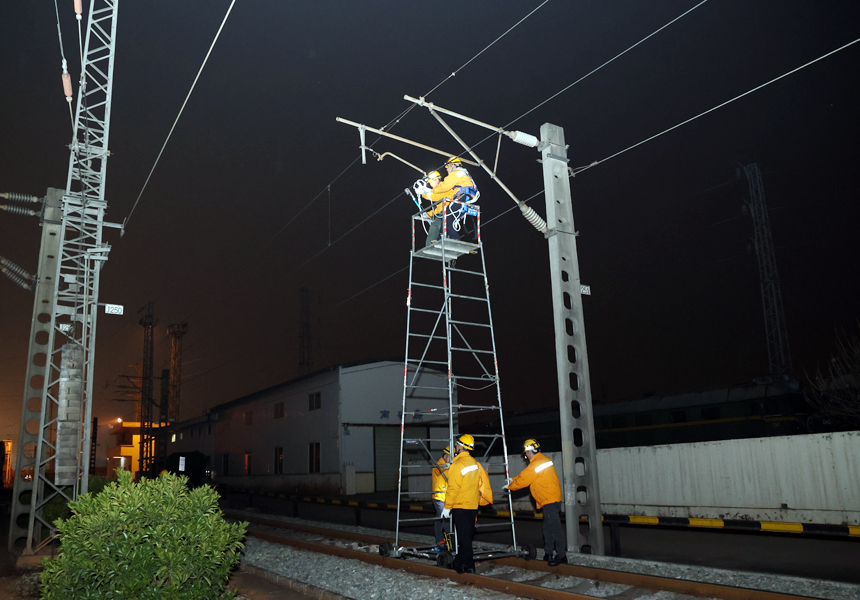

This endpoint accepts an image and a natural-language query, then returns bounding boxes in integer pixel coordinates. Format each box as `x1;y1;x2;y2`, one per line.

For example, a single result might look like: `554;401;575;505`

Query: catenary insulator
74;0;83;17
519;203;548;233
0;192;41;203
0;257;34;280
506;130;539;148
62;59;73;99
0;204;38;217
1;267;34;291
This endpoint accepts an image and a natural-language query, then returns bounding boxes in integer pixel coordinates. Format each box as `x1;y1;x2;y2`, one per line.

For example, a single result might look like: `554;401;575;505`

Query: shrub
40;469;247;599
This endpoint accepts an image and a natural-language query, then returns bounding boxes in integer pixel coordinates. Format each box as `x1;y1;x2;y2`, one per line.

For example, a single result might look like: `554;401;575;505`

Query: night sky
1;1;858;451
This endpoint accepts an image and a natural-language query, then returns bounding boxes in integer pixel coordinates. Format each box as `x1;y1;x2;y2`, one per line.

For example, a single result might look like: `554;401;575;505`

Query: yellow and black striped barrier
222;486;859;537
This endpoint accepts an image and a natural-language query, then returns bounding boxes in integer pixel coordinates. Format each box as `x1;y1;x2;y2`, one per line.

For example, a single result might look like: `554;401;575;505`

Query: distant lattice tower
167;322;189;423
139;303;157;477
743;163;792;379
299;288;312;375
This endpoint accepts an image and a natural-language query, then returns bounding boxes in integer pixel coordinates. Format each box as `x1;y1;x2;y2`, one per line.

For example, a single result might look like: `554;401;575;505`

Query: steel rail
232;514;820;600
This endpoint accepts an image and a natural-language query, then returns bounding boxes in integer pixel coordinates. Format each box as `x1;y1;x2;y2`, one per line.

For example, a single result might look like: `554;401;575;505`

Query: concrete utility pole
540;124;604;555
743;163;792;379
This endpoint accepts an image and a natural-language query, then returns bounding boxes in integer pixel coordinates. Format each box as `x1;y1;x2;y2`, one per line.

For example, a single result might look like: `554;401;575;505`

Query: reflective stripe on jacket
431;456;448;501
507;452;562;509
443;451;481;510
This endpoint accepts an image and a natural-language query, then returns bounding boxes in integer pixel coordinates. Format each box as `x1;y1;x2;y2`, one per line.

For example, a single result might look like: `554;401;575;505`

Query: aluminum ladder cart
378;203;537;566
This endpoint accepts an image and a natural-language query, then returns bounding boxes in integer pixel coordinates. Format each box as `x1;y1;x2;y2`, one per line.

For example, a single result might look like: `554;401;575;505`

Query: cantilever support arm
335;117;478;167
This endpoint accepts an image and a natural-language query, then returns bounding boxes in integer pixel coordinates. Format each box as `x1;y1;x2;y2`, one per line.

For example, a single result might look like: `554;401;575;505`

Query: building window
274;446;283;474
274;402;284;419
702;407;721;421
309;442;320;473
309;392;321;411
671;411;687;424
171;433;176;443
634;414;652;427
244;453;253;475
222;453;230;476
244;411;253;425
179;432;184;440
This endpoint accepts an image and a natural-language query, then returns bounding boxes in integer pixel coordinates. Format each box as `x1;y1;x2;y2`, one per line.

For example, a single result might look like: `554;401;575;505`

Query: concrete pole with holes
540;123;605;555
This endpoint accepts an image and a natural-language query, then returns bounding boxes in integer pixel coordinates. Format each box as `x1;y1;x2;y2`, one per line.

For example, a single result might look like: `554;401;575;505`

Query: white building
167;360;453;494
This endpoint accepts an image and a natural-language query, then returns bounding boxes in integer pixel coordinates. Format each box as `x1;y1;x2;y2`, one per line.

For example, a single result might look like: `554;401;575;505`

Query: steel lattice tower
299;287;312;375
744;163;792;379
138;303;156;478
167;322;188;422
9;0;120;555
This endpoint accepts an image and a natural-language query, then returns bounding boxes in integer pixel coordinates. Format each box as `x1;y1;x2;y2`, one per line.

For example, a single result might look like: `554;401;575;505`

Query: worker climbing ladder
379;203;536;565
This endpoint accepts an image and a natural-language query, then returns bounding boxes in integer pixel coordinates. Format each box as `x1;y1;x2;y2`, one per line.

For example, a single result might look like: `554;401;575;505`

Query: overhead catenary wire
575;37;860;174
122;0;237;235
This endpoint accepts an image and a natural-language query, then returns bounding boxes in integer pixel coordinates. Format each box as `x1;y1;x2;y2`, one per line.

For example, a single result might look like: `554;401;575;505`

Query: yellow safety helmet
457;434;475;450
443;446;450;454
523;439;540;453
427;170;441;180
445;156;462;166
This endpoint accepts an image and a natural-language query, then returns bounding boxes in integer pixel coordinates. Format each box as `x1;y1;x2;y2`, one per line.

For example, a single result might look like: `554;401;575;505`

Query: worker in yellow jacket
441;434;480;573
504;438;567;566
431;446;451;548
422;157;477;247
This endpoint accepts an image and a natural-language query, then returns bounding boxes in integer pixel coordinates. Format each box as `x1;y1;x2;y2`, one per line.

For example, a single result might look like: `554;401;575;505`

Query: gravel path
232;510;860;600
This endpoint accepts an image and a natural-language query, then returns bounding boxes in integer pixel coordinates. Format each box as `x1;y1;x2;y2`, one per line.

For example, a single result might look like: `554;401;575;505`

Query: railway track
231;512;823;600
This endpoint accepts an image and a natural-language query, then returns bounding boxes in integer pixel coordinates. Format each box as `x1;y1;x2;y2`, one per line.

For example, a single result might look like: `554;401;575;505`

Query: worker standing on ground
441;434;480;573
504;438;567;566
431;446;452;549
422;157;477;247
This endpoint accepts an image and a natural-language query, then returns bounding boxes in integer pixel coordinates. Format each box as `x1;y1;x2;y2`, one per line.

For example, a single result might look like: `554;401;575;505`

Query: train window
702;407;720;420
671;411;687;423
634;414;652;427
610;417;626;428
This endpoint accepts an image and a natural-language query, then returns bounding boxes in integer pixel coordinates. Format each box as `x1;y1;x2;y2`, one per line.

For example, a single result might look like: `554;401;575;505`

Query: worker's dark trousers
542;502;566;559
451;508;477;571
433;499;450;546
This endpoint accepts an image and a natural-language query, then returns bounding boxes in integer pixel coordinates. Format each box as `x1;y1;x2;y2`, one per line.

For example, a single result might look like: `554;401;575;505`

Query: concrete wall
597;431;860;525
406;432;860;525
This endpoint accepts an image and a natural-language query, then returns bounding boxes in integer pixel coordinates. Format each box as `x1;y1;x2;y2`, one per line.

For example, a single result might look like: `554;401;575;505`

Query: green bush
40;469;248;599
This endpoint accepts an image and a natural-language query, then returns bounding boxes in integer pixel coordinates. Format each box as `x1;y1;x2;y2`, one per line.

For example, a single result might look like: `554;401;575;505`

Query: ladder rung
405;385;448;390
451;347;494;354
412;282;445;290
408;333;447;340
405;359;448;366
456;404;501;410
449;293;488;302
447;266;484;276
452;375;497;382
